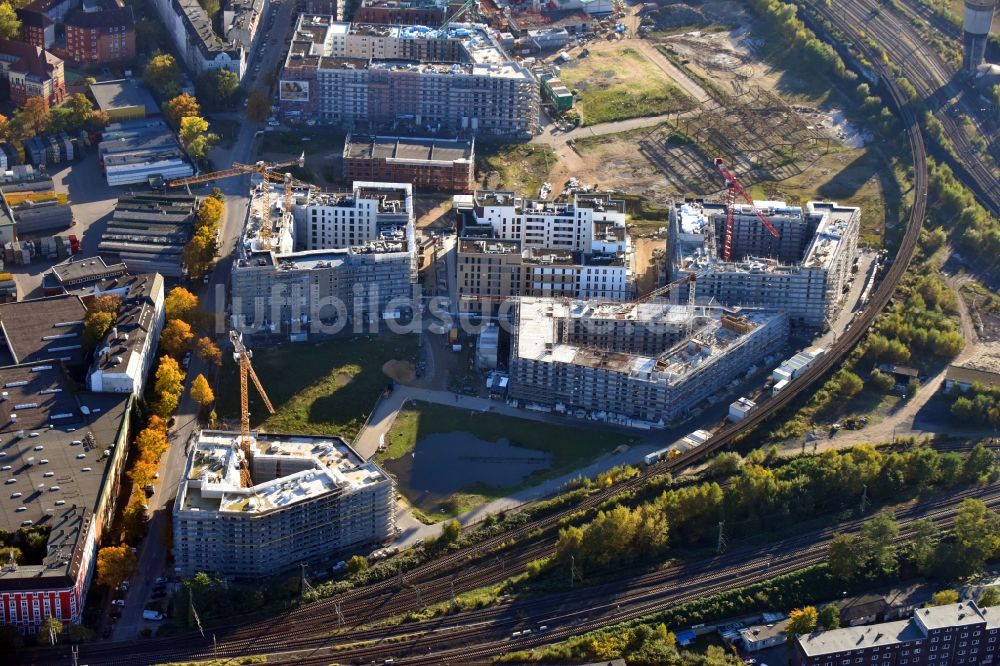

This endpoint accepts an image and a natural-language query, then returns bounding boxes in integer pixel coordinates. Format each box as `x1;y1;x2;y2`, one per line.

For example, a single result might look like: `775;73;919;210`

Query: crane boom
713;158;780;262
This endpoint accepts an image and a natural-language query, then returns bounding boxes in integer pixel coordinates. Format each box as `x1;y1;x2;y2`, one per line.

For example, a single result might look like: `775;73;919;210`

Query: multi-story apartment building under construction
279;15;539;137
454;190;634;311
173;431;394;578
509;297;789;427
230;180;416;337
668;200;860;328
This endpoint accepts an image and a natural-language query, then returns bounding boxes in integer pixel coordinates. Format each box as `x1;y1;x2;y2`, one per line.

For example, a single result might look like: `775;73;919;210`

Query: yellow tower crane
167;153;306;250
229;330;275;488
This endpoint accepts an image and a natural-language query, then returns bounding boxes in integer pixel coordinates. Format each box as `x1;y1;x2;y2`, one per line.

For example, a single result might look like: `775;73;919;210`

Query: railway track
87;481;999;666
800;0;1000;215
19;3;935;664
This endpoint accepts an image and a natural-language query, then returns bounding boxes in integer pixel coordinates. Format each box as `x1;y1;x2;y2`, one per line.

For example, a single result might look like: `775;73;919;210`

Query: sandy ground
383;359;417;384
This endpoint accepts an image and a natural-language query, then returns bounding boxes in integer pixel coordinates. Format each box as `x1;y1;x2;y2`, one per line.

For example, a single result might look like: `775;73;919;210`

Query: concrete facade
509;298;789;426
279;15;539;137
669;200;860;328
231;181;416;336
173;431;394;578
455;190;633;310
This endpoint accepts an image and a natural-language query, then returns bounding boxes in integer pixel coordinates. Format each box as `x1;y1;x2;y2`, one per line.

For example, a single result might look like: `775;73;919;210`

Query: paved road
112;0;299;639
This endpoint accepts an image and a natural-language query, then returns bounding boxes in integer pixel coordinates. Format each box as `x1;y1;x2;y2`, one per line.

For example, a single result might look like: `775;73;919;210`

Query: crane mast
713;158;780;262
229;331;275;488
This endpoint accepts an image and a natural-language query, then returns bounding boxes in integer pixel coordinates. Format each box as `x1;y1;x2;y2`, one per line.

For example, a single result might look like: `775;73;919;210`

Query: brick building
354;0;446;25
343;134;474;193
794;600;1000;666
65;2;136;64
16;0;76;49
0;40;66;107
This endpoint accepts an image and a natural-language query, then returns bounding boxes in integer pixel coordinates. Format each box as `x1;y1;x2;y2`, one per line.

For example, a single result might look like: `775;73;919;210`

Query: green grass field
216;335;419;441
558;46;694;125
480;143;555;196
379;401;638;522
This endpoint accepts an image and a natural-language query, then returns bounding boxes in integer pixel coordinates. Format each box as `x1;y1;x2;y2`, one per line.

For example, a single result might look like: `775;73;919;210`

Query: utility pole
717;521;727;554
860;484;869;515
450;580;457;611
300;563;314;598
335;602;344;629
71;645;78;666
570;555;576;589
415;585;423;610
398;561;404;588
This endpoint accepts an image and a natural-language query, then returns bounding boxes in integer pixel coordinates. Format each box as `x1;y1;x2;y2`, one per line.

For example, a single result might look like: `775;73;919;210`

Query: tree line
554;443;996;577
949;383;1000;427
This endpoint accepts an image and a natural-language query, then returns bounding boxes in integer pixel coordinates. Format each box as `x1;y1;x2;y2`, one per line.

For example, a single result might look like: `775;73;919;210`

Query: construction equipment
713;158;780;262
229;331;275;488
439;0;479;31
167;153;305;250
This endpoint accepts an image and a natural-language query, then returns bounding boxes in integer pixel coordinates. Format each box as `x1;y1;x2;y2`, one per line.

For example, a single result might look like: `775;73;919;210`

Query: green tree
179;116;218;160
346;554;369;575
0;546;21;564
818;604;841;630
835;370;864;398
870;369;896;393
951;498;1000;576
786;606;818;639
245;88;271;124
83;311;115;348
929;589;960;606
144;53;182;98
908;518;940;575
0;2;19;40
963;443;995;482
859;512;901;577
197;69;240;109
979;587;1000;607
827;533;860;582
440;519;461;545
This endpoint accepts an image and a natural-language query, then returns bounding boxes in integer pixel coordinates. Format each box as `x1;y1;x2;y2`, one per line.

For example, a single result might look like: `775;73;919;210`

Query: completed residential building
343;134;475;193
794;600;1000;665
173;430;395;578
455;190;634;310
669;199;860;328
65;0;136;65
279;15;539;137
0;40;65;106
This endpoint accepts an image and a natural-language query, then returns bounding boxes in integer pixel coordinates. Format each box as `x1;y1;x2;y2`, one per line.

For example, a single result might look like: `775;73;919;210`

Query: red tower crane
713;157;781;262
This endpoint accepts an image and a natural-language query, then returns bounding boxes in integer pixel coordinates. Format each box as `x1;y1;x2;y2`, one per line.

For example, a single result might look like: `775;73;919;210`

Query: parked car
182;351;192;370
112;599;125;607
142;610;164;621
154;576;168;584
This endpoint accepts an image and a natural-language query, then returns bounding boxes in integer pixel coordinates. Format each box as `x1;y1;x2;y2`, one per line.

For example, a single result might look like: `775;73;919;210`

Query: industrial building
794;600;1000;666
149;0;267;79
230;181;416;337
1;179;73;237
0;362;132;633
454;190;633;311
89;80;158;122
97;192;198;278
86;273;165;396
343;134;475;193
173;430;395;578
509;297;789;427
279;15;539;137
97;119;194;186
0;294;88;367
668;199;860;328
43;257;129;296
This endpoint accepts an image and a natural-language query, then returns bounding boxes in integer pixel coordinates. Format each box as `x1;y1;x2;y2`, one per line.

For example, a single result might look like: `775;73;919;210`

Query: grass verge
559;46;694;125
216;334;419;441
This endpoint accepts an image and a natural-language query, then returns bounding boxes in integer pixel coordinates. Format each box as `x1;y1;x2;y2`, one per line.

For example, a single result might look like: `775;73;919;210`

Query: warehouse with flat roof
97;192;198;278
173;430;395;578
0;362;132;632
88;79;158;122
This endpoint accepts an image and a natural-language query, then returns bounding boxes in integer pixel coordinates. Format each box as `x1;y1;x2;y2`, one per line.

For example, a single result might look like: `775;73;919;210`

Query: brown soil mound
383;359;416;384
